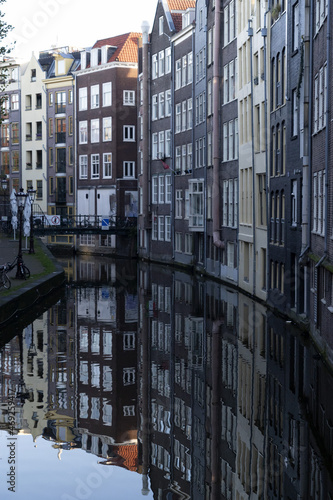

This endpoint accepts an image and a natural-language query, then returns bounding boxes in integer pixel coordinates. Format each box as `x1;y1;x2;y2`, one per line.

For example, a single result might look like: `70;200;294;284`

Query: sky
3;0;158;61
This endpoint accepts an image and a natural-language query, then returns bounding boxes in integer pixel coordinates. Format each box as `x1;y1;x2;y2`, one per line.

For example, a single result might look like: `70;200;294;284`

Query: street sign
50;215;60;225
101;218;109;230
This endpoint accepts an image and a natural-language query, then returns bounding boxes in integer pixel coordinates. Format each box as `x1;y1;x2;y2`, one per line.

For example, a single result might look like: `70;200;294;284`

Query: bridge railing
33;214;137;234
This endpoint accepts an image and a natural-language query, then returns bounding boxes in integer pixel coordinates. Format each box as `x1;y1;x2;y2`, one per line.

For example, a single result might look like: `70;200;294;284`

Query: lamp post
27;188;36;254
15;188;28;279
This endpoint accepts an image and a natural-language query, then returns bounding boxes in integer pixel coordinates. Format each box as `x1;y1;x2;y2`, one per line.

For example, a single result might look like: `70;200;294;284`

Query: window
189;180;204;229
152;54;158;79
36;180;42;199
176;190;182;218
208;28;213;65
158;131;164;158
103;153;112;178
175;103;181;133
293;3;299;51
91;154;100;179
159;16;164;35
91;119;99;143
103;117;112;141
152;133;158;160
55;91;66;113
79;121;87;144
315;0;328;33
182;55;187;86
187;98;192;129
165;216;171;241
188;52;193;83
11;122;19;144
69;116;73;136
68;89;73;104
313;170;325;235
123;90;135;105
165;90;171;116
31;69;36;82
159;92;165;118
175;59;181;89
182;101;187;131
103;82;112;106
291;180;297;227
224;0;235;46
91;85;99;108
123;125;135;142
165;47;171;74
79;87;87;110
11;94;19;110
166;175;171;203
158;216;165;240
158;176;165;203
152;177;158;204
292;89;298;136
152;94;158;120
222;178;238;228
165;130;171;157
123;161;135;178
314;63;327;133
12;151;19;172
159;50;165;76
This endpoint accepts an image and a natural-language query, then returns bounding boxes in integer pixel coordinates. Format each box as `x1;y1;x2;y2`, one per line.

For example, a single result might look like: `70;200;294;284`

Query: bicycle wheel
22;265;30;278
2;273;11;289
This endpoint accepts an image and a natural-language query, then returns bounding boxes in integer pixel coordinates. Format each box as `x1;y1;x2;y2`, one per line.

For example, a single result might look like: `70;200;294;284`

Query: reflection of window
102;401;112;426
91;363;100;387
123;367;135;385
123;405;135;416
103;366;112;391
91;397;100;420
80;361;88;384
123;333;135;350
79;393;88;418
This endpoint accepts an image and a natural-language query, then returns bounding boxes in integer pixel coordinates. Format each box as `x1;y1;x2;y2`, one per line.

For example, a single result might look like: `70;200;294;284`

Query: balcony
56;132;66;144
55;103;66;114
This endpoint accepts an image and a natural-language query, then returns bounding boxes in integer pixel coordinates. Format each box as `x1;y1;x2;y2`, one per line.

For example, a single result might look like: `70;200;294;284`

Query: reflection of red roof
93;33;141;63
116;444;138;472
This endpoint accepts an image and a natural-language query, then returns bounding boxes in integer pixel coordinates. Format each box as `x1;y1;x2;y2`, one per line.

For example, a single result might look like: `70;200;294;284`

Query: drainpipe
248;19;256;296
299;0;313;266
262;11;270;292
315;0;330;269
212;0;225;249
141;21;150;249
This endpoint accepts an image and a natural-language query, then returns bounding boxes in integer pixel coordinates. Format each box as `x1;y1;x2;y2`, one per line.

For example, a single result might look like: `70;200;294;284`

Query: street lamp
27;188;36;254
15;188;28;279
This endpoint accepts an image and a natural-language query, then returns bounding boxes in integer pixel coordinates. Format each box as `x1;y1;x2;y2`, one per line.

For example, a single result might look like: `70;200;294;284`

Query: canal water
0;255;333;499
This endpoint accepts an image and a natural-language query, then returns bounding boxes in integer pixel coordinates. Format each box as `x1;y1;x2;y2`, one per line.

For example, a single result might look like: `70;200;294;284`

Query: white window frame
103;153;112;178
123;125;135;142
123;90;135;105
102;82;112;107
79;87;87;111
103;117;112;142
91;119;99;143
91;84;99;109
79;155;88;179
91;154;100;179
79;121;88;144
123;161;135;178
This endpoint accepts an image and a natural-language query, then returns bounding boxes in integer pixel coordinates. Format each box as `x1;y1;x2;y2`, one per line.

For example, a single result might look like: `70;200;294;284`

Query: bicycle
6;256;30;279
0;263;11;289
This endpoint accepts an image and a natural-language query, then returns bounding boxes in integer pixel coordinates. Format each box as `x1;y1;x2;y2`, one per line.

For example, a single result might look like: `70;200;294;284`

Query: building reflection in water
0;257;333;498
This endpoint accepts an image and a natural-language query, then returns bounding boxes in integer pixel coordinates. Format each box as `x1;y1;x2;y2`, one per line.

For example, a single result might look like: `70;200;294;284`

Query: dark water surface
0;255;332;499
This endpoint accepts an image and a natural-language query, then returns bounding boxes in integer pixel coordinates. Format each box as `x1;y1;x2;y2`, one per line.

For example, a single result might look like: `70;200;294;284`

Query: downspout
141;21;150;252
315;0;330;269
248;19;256;296
212;0;224;249
299;0;313;265
171;35;175;260
262;11;269;292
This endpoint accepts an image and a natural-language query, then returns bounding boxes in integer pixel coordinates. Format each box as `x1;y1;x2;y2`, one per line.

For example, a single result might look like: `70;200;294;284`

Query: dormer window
101;46;109;64
57;59;65;75
91;48;100;67
81;51;87;70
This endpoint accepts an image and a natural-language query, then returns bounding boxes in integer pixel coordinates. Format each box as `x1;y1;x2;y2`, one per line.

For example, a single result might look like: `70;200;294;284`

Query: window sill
328;306;333;314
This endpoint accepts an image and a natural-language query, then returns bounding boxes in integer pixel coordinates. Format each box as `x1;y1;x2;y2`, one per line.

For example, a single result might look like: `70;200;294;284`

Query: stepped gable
92;32;141;64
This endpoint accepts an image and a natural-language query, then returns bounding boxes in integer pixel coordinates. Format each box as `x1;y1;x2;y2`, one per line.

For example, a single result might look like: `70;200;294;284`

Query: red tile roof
93;32;141;63
167;0;196;11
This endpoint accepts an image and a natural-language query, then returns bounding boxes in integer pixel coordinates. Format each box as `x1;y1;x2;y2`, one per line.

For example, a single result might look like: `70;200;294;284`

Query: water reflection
0;257;333;498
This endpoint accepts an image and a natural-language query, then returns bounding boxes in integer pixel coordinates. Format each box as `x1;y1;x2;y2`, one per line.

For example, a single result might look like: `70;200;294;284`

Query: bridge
32;215;137;236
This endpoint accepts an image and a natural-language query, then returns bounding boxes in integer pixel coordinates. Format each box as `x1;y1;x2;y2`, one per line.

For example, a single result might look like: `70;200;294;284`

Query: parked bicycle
0;263;11;289
6;256;30;280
